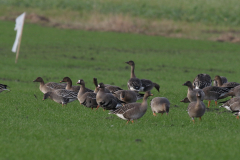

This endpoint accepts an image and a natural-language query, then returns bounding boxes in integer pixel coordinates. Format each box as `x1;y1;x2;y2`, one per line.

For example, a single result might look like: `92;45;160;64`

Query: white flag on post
12;12;26;53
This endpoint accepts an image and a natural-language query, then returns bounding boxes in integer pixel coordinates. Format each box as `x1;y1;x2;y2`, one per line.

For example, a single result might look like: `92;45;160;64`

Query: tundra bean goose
219;97;240;119
187;91;206;123
126;60;160;92
93;78;110;93
96;83;123;110
214;75;239;88
77;79;97;109
150;97;170;116
33;77;66;94
43;89;78;107
109;91;153;124
193;74;212;89
202;86;232;107
60;77;93;93
183;81;205;102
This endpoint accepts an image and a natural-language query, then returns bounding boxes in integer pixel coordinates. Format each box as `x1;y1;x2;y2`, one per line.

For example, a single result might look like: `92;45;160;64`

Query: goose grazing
222;85;240;98
219;97;240;119
187;91;206;123
202;86;232;107
113;90;144;103
96;83;123;110
193;74;212;89
93;78;110;93
126;60;160;92
77;79;98;109
213;76;228;86
214;75;239;88
33;77;66;94
150;97;170;116
0;84;10;93
43;89;78;107
183;81;205;102
109;91;153;124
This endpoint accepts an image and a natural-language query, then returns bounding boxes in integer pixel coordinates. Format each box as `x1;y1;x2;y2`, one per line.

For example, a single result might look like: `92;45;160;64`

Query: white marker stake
12;12;26;63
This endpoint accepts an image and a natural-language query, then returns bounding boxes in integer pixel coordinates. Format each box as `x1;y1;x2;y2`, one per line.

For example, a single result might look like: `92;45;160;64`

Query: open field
1;0;240;41
1;20;240;159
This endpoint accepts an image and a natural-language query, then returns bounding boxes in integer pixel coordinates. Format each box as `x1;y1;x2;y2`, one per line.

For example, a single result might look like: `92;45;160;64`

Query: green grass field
1;20;240;160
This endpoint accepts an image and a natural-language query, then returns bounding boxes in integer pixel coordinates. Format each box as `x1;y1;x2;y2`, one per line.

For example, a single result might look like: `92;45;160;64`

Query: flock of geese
1;60;240;123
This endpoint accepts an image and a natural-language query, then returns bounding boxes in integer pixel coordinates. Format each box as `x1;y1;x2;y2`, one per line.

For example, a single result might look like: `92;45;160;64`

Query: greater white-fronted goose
193;73;212;89
213;76;228;86
113;90;144;103
33;77;66;94
187;91;206;123
126;60;160;92
43;89;78;107
96;83;123;110
214;75;239;88
0;84;10;93
77;79;98;109
150;97;170;116
202;86;232;107
219;97;240;119
109;91;153;124
183;81;205;102
93;78;110;93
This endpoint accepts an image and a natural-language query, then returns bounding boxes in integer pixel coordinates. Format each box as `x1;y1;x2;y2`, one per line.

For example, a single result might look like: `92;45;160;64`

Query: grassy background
1;0;240;26
0;20;240;159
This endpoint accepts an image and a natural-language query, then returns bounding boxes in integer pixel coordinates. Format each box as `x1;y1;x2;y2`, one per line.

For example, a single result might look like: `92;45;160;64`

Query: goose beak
125;61;129;64
60;80;63;83
150;94;153;96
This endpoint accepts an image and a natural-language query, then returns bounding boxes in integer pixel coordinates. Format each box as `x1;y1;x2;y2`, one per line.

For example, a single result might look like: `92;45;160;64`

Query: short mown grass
0;20;240;160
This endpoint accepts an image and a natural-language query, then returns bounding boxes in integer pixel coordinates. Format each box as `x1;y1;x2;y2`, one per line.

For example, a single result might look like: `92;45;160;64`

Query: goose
104;84;123;93
193;73;212;89
180;97;190;103
33;77;66;94
77;79;98;109
109;91;153;124
126;60;160;92
219;97;240;119
43;89;78;107
187;91;206;123
213;76;228;86
113;90;144;103
214;75;239;88
0;84;10;93
93;78;110;93
150;97;170;116
222;85;240;98
202;86;232;107
183;81;205;102
96;83;123;110
60;77;81;92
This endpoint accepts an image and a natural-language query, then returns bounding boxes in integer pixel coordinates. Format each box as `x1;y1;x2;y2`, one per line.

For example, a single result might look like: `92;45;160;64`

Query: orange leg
161;113;163;116
215;101;217;106
166;112;168;116
131;120;134;123
91;107;93;110
153;112;157;116
126;120;130;124
236;115;239;119
199;117;202;121
192;118;195;123
96;105;100;110
208;101;211;108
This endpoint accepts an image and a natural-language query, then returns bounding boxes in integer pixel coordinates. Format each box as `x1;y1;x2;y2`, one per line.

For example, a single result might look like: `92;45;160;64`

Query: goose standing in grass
43;89;78;107
187;91;206;123
213;76;228;86
113;90;144;103
193;73;212;89
126;60;160;92
77;79;98;109
93;78;110;93
202;86;232;107
33;77;66;94
96;83;123;110
109;91;153;124
0;84;10;93
182;81;205;102
150;97;170;116
214;75;239;88
219;97;240;119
